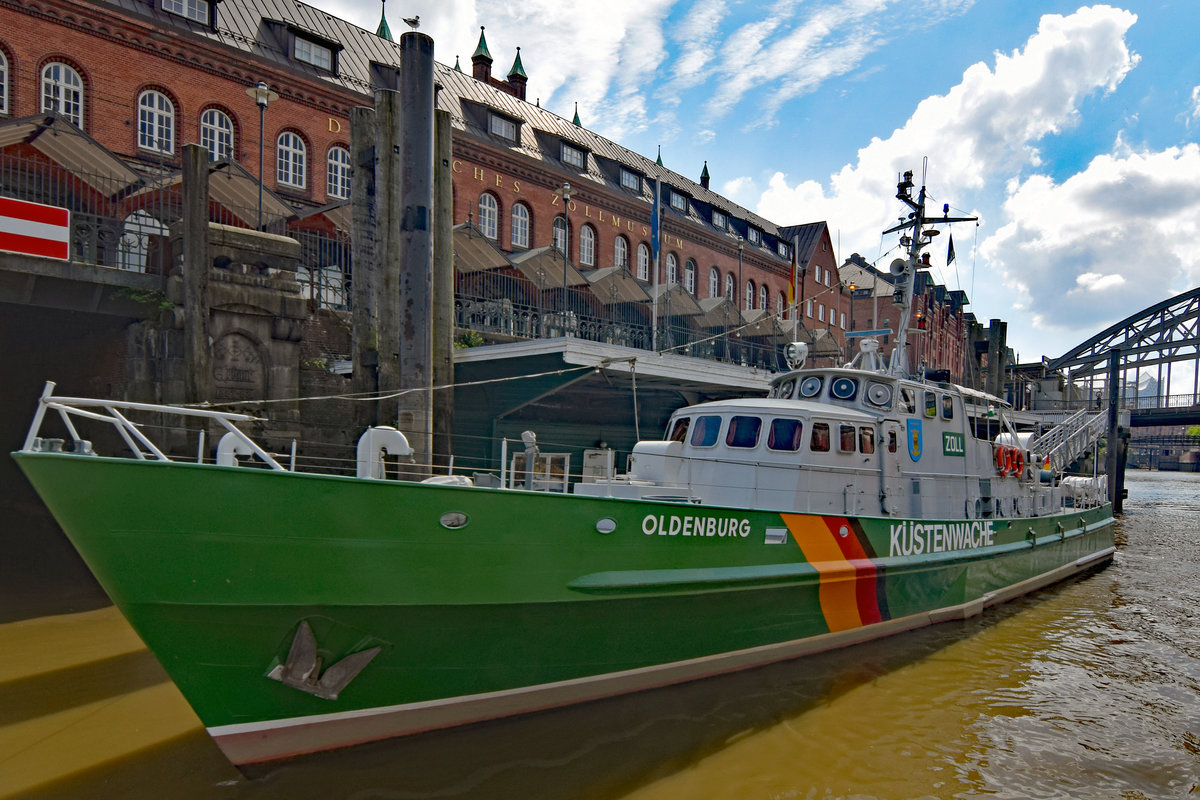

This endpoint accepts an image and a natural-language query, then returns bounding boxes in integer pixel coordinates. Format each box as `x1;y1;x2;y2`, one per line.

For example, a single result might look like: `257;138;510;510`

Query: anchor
266;620;381;701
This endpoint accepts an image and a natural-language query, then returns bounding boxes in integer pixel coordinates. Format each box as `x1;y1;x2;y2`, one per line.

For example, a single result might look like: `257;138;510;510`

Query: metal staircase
1029;407;1108;472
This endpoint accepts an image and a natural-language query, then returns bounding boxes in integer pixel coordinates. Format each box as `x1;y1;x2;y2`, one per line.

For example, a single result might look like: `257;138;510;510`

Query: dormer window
295;37;333;71
561;143;585;169
489;113;517;142
620;168;641;192
712;210;726;230
777;241;789;259
670;191;688;212
748;227;760;244
162;0;209;23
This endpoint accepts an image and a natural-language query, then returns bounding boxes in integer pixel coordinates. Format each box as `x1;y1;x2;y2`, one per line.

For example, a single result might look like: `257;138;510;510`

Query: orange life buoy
1014;449;1026;478
994;445;1007;475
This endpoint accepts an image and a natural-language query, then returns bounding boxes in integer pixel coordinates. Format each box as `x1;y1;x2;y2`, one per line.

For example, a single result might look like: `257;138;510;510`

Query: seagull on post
402;14;420;29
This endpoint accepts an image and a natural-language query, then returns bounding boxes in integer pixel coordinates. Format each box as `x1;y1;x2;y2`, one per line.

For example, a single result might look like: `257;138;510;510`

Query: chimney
471;26;492;83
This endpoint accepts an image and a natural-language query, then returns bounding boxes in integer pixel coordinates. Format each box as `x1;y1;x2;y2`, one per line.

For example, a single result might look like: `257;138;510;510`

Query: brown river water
3;470;1198;799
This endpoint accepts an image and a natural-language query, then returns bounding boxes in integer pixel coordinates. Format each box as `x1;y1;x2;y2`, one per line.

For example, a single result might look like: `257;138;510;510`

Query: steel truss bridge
1047;286;1200;427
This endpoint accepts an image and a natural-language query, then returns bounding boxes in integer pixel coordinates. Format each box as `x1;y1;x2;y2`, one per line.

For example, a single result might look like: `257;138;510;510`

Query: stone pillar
397;31;435;476
181;144;211;402
350;106;379;426
432;108;455;470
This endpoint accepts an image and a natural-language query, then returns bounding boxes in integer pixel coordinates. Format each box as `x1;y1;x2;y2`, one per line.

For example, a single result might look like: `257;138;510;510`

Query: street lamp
555;182;574;319
736;237;744;312
245;81;278;230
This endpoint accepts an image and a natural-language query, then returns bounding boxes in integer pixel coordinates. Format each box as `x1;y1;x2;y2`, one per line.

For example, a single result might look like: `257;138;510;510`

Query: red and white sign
0;197;71;261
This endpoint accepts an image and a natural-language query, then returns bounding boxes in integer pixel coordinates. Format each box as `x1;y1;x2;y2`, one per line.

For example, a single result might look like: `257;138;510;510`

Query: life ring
994;445;1007;475
1003;446;1015;477
1013;449;1026;478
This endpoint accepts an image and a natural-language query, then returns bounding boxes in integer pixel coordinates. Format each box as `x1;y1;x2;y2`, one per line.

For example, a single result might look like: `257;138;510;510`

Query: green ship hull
14;451;1115;764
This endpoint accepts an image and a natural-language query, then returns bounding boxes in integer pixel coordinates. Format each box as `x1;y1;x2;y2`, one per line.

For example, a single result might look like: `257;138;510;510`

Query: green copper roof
701;161;710;180
508;47;526;79
472;26;492;61
375;0;392;41
454;55;463;72
656;146;663;166
572;102;581;127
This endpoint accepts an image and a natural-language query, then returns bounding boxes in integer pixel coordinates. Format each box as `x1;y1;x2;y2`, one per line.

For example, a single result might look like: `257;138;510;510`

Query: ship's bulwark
13;451;1114;764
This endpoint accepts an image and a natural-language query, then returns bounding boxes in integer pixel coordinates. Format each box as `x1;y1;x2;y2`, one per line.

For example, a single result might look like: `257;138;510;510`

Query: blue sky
313;0;1199;376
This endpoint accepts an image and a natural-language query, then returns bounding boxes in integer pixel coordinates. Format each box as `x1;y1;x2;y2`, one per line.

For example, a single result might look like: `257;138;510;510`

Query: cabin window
942;395;955;420
839;425;856;452
866;381;893;408
690;415;722;448
900;388;916;415
888;430;898;453
767;419;804;451
860;427;876;454
924;391;938;418
830;377;858;401
668;417;690;442
799;376;823;398
726;416;762;449
810;422;831;453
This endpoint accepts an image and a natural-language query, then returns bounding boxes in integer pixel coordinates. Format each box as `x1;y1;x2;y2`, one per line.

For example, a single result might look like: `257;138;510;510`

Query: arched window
41;62;83;127
276;131;306;188
200;108;233;161
579;224;596;267
725;273;735;302
684;259;696;294
0;50;9;115
511;203;530;249
137;90;175;154
759;284;768;310
327;146;351;199
666;253;678;284
637;243;650;280
744;280;754;310
478;193;498;239
614;236;628;270
778;292;787;319
553;215;567;254
709;267;720;299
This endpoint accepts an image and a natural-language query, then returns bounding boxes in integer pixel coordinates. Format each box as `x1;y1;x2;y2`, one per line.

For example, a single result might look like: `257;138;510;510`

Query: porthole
596;518;617;534
799;376;823;398
831;377;858;401
439;511;469;530
866;382;893;408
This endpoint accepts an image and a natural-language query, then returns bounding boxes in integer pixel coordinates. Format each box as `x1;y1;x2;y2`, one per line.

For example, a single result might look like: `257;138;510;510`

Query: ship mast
881;166;976;378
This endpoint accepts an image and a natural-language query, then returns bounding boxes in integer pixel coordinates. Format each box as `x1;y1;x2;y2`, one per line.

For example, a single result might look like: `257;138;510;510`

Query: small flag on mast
947;234;956;266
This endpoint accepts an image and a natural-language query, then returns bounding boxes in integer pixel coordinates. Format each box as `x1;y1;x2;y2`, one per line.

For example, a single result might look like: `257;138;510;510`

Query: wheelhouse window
900;387;917;414
620;168;641;192
294;37;333;71
924;391;938;418
200;108;233;161
668;417;690;442
137;90;175;154
511;203;530;249
162;0;209;23
810;422;831;453
942;395;955;420
276;131;306;189
859;427;876;454
478;193;499;239
767;419;803;452
689;415;722;448
41;63;84;128
489;113;517;142
327;146;351;199
726;416;761;449
561;143;585;169
838;425;856;452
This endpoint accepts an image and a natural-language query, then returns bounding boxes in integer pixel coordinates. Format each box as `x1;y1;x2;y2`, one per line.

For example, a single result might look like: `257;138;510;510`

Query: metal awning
694;296;741;328
739;308;790;339
581;266;650;305
649;283;703;316
509;246;587;289
454;223;512;273
129;159;296;227
295;200;351;232
0;114;143;198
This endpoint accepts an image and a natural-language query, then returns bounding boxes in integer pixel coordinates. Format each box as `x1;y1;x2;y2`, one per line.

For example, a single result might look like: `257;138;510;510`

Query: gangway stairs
1028;407;1108;473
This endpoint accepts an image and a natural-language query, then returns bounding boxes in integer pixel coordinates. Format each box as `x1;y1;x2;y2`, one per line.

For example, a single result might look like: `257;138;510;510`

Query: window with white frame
725;273;735;301
489;113;516;142
276;131;306;188
818;304;825;323
199;108;233;161
777;241;788;259
614;236;628;269
294;37;332;71
620;169;640;192
712;210;726;230
684;260;696;294
0;50;8;115
670;191;687;212
806;299;813;317
137;90;175;154
561;143;584;169
326;146;351;199
511;203;530;249
709;267;719;298
580;225;595;266
553;216;567;253
637;242;650;280
744;280;754;311
777;292;786;318
840;312;846;329
478;193;498;239
41;63;84;128
748;227;759;244
162;0;209;23
666;253;678;284
759;284;768;310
